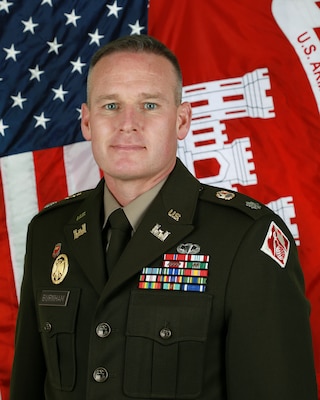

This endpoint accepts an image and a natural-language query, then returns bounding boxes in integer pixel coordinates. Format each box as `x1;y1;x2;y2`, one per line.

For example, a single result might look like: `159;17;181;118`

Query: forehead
89;51;177;89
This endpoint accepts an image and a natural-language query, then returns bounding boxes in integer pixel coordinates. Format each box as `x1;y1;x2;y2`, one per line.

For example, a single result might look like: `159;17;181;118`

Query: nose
119;106;139;133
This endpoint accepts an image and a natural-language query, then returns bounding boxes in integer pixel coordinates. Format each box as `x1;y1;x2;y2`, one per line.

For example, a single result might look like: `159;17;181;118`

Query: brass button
159;327;172;339
93;367;108;383
96;322;112;338
43;322;52;332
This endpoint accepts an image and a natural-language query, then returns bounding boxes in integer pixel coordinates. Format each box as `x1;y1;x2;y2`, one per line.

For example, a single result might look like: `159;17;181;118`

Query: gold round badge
51;254;69;284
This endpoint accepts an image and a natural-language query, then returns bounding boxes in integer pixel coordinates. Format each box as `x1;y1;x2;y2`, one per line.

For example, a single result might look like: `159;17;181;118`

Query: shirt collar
103;179;166;232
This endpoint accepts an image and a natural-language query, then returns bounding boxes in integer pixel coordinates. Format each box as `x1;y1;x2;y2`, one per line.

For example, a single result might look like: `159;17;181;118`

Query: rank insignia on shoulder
216;190;235;201
51;254;69;284
246;201;262;210
260;221;290;268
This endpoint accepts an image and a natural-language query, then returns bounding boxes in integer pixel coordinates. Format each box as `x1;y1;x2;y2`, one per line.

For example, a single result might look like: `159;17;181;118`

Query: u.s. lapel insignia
73;223;87;240
52;243;62;258
177;243;201;255
150;224;171;242
168;209;181;221
51;254;69;284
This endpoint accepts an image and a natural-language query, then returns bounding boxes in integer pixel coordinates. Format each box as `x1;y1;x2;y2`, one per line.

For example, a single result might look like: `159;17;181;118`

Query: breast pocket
124;290;212;399
37;288;80;391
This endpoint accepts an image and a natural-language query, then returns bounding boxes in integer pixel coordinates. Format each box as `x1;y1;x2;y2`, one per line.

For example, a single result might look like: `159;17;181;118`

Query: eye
144;102;157;110
105;103;117;110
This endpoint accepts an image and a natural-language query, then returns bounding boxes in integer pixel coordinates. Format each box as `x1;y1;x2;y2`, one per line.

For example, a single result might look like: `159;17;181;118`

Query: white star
0;119;9;136
52;84;68;101
41;0;52;5
70;57;86;74
76;107;82;120
47;37;62;54
34;112;50;129
128;19;145;35
106;0;122;18
0;0;13;13
29;65;44;81
3;44;21;61
22;17;39;34
64;9;81;27
11;92;27;109
88;28;104;46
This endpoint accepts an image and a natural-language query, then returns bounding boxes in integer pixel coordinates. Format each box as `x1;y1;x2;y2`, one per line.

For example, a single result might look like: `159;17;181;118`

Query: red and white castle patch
260;221;290;268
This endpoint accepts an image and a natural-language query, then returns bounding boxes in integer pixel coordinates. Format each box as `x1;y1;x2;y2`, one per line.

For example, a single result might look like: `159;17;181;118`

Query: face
81;51;191;189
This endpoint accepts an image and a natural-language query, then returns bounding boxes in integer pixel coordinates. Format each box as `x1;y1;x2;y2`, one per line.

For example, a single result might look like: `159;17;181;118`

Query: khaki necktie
106;208;132;275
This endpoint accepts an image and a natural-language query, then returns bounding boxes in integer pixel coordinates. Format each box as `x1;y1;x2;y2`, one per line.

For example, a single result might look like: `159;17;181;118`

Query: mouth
111;144;145;151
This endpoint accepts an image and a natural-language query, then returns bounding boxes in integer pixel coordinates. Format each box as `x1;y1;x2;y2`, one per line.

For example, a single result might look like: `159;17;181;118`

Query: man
10;34;317;399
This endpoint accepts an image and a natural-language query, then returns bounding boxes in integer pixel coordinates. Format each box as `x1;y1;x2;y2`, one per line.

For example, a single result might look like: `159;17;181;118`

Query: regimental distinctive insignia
216;190;235;201
150;224;171;242
73;223;87;240
51;254;69;284
246;201;262;210
52;243;61;258
177;243;200;255
260;221;290;268
138;253;209;292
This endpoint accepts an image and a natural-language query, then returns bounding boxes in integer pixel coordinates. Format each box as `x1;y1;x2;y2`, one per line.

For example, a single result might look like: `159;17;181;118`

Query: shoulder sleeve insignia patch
260;221;290;268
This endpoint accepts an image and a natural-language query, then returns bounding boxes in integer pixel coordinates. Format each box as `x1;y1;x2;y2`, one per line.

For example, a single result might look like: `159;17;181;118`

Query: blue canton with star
0;0;148;156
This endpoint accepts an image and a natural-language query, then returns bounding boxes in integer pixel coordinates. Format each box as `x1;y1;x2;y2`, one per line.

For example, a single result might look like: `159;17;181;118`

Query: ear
81;103;92;141
176;102;192;140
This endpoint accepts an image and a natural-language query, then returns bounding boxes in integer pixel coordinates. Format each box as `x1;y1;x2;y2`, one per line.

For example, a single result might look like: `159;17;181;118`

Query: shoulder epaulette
199;185;273;220
37;189;92;216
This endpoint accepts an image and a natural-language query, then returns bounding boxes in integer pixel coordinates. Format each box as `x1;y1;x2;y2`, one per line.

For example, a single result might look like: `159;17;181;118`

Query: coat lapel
64;180;107;295
102;160;202;298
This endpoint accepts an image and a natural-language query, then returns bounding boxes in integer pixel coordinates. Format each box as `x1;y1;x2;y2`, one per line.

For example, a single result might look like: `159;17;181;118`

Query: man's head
81;34;191;199
87;34;183;106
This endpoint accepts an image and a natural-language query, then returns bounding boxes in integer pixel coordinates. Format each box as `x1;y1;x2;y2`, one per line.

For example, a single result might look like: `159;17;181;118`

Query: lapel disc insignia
150;224;171;242
168;209;181;221
51;254;69;284
73;223;87;240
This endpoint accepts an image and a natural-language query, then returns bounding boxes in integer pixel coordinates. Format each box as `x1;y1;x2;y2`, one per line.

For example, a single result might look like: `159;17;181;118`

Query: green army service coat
10;159;317;400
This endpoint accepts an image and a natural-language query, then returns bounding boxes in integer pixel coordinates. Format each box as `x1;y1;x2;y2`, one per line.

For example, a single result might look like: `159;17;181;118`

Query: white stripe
1;152;39;299
63;141;100;195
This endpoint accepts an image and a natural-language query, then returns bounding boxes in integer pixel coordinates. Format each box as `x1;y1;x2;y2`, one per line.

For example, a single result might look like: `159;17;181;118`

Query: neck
104;173;170;207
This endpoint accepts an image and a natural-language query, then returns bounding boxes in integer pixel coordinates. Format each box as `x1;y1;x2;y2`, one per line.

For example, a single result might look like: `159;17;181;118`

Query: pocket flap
37;288;80;337
126;290;212;345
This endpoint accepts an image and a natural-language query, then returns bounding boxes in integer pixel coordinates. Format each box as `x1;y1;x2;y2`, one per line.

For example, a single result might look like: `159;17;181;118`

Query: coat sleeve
224;214;317;400
10;222;46;400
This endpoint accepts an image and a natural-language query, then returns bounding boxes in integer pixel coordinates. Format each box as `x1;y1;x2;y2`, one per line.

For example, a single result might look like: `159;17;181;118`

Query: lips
111;144;145;151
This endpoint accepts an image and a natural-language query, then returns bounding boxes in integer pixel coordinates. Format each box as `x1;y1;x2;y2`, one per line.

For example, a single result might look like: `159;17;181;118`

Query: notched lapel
64;180;107;295
103;160;202;297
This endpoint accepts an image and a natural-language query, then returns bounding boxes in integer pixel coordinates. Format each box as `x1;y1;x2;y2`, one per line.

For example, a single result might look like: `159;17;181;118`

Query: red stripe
0;175;18;398
33;147;68;210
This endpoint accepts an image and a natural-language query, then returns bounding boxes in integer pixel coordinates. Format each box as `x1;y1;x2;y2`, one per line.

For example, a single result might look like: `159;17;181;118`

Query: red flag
149;0;320;395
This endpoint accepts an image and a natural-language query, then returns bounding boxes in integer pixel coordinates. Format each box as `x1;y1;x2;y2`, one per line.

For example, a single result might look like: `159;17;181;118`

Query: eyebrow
95;92;167;103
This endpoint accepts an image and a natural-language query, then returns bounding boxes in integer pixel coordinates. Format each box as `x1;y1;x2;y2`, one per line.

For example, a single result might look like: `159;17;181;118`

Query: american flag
0;1;147;398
